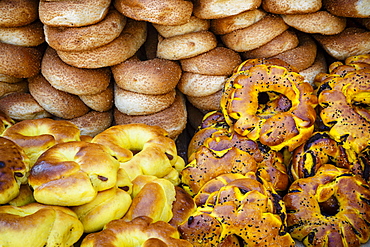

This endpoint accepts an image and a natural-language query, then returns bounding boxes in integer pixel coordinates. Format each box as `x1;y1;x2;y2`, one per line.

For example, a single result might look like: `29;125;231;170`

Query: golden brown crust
242;29;299;59
169;186;197;228
262;0;322;14
271;32;317;71
0;21;45;47
112;55;181;95
323;0;370;18
41;47;112;95
57;19;147;68
0;0;39;27
156;31;218;60
78;84;114;112
180;47;242;76
114;85;176;116
67;110;113;137
281;11;347;35
0;136;30;204
193;0;262;20
28;74;90;119
113;92;187;140
114;0;193;26
0;80;28;98
221;14;289;52
187;89;223;111
0;42;42;78
210;8;267;35
313;27;370;60
39;0;111;27
0;92;52;121
44;9;127;51
153;16;210;38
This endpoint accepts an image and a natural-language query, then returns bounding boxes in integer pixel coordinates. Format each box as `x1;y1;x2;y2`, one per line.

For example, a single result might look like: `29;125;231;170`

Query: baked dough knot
179;172;295;247
283;164;370;247
290;131;370;181
316;54;370;155
221;58;318;151
80;216;193;247
28;141;120;206
2;118;81;166
92;123;185;186
0;137;30;204
0;202;84;247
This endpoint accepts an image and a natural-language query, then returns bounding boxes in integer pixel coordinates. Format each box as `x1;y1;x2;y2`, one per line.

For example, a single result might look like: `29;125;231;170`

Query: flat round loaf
0;21;45;47
323;0;370;18
114;0;193;26
281;11;347;35
0;92;52;121
180;46;242;76
192;0;262;19
157;30;218;60
28;74;90;119
221;14;289;52
56;19;147;68
0;42;42;78
112;55;182;95
39;0;111;27
114;85;176;116
0;0;39;27
41;47;111;95
242;30;299;59
44;9;126;52
153;16;210;38
262;0;322;14
177;72;227;97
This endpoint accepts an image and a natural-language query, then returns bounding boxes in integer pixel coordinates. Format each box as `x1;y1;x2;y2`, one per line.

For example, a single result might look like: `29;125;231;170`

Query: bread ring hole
319;195;339;216
257;92;291;119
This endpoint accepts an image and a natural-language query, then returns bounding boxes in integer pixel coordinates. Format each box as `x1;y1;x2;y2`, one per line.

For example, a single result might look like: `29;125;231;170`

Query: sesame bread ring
177;72;227;97
284;165;370;247
113;92;187;140
313;27;370;60
114;85;176;115
111;55;182;95
187;89;223;111
210;8;267;35
0;21;45;47
262;0;322;14
153;16;210;39
28;74;90;119
0;0;39;27
67;110;113;137
180;47;242;76
0;73;23;83
28;141;120;206
221;14;289;52
0;42;42;78
78;85;114;112
221;58;318;151
2;118;81;167
0;80;28;98
156;30;218;60
113;0;193;26
282;11;347;35
44;9;127;52
39;0;111;27
323;0;370;18
192;0;262;20
41;47;111;96
242;30;299;59
271;32;318;71
0;92;52;121
0;136;30;204
56;19;147;69
91;123;186;184
299;51;327;85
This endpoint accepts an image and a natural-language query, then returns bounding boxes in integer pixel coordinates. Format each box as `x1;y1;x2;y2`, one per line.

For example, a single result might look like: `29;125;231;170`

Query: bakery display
0;0;369;246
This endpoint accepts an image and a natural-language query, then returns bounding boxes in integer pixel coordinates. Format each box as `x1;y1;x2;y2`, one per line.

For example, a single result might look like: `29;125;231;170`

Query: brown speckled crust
284;164;370;247
0;0;39;27
316;55;370;154
221;58;317;152
67;110;113;137
0;21;45;47
323;0;370;18
0;137;30;204
262;0;322;14
179;172;295;247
